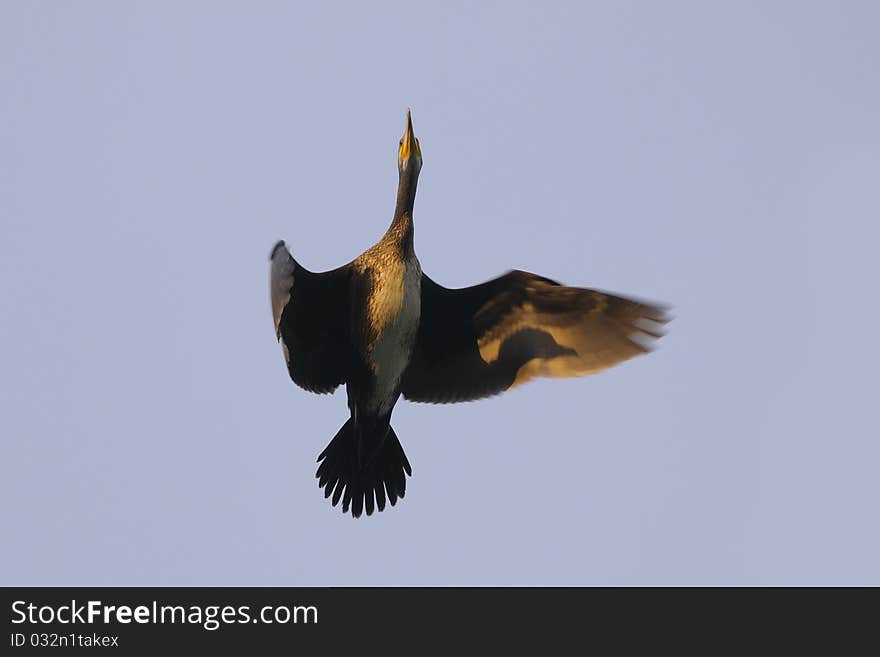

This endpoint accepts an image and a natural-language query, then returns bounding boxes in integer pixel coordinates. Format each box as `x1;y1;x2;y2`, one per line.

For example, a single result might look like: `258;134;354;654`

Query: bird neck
385;212;414;260
393;166;419;220
387;167;418;259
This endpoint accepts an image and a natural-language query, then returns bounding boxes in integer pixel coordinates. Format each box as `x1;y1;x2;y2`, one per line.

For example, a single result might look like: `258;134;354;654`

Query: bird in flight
270;110;668;518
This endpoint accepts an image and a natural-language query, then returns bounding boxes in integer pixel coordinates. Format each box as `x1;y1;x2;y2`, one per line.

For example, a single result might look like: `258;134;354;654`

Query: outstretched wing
401;271;668;403
270;240;353;394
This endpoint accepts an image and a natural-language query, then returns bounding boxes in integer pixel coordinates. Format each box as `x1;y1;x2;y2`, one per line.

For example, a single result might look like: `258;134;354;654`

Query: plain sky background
2;2;879;585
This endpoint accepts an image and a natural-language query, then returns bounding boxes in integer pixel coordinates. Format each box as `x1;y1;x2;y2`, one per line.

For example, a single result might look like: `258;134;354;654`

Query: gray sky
2;1;879;585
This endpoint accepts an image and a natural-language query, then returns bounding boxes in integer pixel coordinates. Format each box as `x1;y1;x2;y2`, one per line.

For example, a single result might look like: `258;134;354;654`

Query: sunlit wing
401;271;669;403
270;240;353;394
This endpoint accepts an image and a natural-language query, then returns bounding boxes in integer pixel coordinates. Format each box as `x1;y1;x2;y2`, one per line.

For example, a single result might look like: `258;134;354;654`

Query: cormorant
270;110;668;517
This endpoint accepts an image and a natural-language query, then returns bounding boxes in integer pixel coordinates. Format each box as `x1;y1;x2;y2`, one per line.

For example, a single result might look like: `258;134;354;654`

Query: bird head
397;108;422;175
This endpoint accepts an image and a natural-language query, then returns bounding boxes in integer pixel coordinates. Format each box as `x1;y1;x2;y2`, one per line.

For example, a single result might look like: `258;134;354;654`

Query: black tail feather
316;418;412;518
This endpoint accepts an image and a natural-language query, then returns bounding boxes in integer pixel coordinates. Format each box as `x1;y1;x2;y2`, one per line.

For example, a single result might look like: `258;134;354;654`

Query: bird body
354;247;422;417
271;110;668;517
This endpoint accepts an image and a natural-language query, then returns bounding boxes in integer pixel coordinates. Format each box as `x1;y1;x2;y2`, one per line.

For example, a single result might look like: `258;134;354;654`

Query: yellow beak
399;109;420;160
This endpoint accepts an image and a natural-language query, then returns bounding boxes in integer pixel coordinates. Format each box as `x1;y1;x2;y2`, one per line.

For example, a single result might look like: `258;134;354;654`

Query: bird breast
364;258;421;412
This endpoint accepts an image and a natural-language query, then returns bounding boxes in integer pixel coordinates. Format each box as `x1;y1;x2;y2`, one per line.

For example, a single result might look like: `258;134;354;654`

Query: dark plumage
270;110;668;517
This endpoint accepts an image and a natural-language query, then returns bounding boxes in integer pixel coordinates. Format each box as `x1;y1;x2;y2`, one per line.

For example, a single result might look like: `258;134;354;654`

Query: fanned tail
315;418;412;518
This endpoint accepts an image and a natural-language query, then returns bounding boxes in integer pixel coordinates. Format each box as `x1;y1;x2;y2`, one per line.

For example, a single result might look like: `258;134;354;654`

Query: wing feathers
269;240;353;394
270;240;296;340
401;271;668;403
